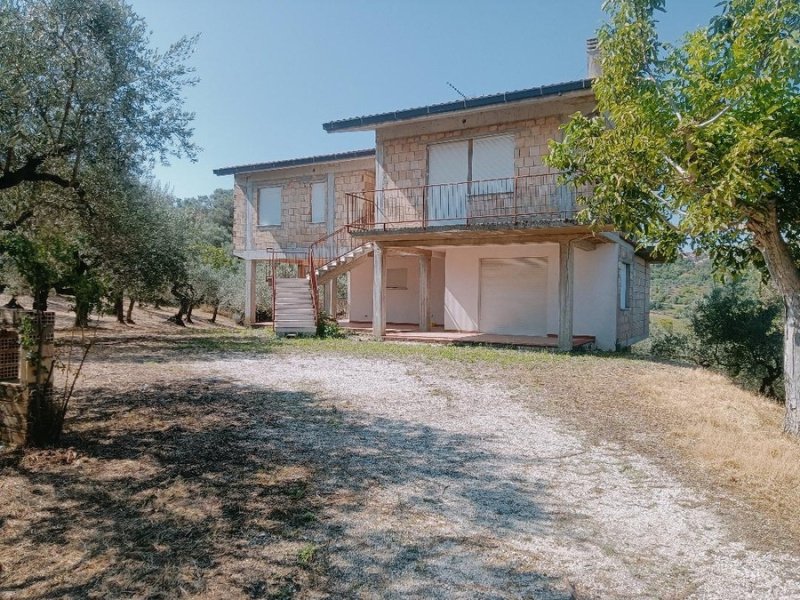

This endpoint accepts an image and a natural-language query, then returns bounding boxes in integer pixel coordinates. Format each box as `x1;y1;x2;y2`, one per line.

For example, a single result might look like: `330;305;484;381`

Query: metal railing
346;173;588;231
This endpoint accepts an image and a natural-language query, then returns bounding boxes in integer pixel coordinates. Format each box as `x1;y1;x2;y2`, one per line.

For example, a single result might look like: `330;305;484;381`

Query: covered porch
340;321;595;349
364;227;616;351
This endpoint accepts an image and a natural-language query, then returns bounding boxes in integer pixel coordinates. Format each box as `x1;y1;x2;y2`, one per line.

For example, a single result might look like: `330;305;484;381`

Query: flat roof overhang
323;79;594;133
213;148;375;177
349;222;614;247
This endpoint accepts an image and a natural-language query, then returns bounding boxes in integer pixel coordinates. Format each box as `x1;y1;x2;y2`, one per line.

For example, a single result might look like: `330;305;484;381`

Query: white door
479;257;548;335
427;140;468;225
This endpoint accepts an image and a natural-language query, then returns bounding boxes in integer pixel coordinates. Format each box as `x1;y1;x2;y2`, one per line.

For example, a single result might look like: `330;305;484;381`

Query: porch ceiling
350;224;615;247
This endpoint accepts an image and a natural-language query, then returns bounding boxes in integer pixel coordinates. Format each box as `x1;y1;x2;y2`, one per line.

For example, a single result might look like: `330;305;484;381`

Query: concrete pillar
558;240;575;351
244;259;257;326
372;244;386;339
418;254;432;332
325;279;336;316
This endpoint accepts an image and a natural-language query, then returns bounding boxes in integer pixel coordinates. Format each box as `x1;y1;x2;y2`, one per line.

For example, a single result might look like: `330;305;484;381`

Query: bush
316;311;343;338
649;282;784;399
691;284;783;398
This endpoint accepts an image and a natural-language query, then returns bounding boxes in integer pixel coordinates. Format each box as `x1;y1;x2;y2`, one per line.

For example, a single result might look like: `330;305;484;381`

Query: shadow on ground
0;372;581;599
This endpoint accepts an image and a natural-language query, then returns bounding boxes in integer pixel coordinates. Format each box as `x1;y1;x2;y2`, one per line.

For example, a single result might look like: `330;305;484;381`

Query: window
426;134;515;224
311;181;326;223
471;134;515;193
258;186;281;226
619;262;631;309
387;268;408;290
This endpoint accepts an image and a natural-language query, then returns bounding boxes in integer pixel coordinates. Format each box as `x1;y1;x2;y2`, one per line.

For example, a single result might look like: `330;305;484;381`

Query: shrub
649;282;784;399
691;284;783;398
316;311;343;338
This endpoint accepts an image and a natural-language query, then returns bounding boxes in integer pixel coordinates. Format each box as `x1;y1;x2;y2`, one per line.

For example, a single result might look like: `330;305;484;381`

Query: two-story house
215;41;652;350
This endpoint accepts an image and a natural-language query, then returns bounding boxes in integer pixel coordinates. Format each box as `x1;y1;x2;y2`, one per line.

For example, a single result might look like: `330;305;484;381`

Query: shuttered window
311;181;326;223
471;134;515;193
258;186;282;226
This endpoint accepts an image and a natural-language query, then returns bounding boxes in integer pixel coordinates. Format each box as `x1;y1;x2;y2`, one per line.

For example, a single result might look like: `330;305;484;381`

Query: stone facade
616;244;650;348
377;115;565;191
232;157;375;256
0;309;56;447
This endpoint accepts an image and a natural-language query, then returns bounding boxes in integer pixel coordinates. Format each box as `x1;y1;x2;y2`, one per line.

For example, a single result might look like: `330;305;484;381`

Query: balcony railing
346;173;589;232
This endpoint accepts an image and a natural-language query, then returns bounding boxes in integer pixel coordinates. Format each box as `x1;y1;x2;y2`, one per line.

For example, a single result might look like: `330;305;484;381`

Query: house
214;40;652;350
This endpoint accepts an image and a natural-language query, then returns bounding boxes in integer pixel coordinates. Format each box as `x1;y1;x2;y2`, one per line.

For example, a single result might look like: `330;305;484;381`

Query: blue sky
129;0;719;199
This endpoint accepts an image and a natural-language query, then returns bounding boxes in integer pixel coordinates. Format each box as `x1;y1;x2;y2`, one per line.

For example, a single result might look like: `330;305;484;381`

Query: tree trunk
211;302;219;324
74;300;90;328
168;298;189;326
784;293;800;435
126;297;135;324
32;286;48;311
114;294;125;324
750;202;800;435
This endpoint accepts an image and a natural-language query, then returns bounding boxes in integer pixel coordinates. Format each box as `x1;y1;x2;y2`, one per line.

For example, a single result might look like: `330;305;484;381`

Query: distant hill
650;255;714;319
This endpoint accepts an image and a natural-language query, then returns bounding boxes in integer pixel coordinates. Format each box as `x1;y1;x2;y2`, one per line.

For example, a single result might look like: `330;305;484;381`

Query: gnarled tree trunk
211;302;219;324
113;293;125;324
126;297;135;324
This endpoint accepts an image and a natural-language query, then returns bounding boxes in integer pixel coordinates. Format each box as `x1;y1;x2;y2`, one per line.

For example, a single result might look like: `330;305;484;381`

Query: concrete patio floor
340;321;596;349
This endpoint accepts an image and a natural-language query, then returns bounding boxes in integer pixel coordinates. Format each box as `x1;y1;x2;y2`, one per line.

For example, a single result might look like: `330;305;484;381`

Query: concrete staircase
273;278;316;336
314;242;374;285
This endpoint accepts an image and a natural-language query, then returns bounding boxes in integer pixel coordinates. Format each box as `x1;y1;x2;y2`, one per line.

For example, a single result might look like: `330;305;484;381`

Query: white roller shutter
428;140;468;225
311;181;326;223
258;186;282;226
472;134;515;194
479;257;548;335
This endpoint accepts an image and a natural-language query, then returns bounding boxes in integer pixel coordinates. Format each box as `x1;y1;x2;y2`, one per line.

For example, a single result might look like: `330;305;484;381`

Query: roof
213;148;376;176
323;79;594;133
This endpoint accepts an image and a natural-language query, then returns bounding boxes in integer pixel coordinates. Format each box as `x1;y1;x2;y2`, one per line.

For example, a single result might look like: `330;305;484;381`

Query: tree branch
697;104;731;129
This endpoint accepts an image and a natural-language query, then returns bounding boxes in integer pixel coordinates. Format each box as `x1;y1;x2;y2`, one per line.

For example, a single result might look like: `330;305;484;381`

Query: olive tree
547;0;800;434
0;0;197;230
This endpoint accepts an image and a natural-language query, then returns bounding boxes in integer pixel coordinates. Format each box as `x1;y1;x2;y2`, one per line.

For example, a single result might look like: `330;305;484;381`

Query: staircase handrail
308;246;320;318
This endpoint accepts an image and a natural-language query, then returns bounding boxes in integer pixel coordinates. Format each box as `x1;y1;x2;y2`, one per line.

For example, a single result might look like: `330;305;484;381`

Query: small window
311;181;326;224
387;268;408;290
619;262;631;309
258;186;282;226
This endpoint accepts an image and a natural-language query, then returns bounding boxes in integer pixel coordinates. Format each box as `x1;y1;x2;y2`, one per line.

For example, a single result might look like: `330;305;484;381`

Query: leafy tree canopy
547;0;800;433
0;0;198;229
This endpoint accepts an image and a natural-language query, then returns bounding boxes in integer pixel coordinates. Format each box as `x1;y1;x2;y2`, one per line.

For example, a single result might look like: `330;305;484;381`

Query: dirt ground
1;300;799;599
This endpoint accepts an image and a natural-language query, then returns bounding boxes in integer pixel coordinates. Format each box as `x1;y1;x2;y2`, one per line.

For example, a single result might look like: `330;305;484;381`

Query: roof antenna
447;81;468;105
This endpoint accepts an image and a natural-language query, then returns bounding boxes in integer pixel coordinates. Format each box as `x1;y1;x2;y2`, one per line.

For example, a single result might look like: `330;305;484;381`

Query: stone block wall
374;115;568;221
0;310;56;447
232;157;375;254
616;245;650;348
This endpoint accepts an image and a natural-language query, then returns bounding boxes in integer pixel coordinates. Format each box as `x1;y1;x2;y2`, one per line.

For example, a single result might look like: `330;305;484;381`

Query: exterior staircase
273;277;316;336
314;241;374;285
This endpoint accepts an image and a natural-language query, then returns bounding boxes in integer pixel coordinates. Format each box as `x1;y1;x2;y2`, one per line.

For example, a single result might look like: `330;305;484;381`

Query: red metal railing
266;248;277;331
346;173;588;231
308;249;319;318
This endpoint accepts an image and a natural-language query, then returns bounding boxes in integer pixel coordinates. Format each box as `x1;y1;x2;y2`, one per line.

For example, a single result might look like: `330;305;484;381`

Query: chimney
586;38;600;78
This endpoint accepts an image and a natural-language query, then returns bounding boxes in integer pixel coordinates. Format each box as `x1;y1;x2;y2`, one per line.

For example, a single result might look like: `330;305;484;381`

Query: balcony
346;173;589;233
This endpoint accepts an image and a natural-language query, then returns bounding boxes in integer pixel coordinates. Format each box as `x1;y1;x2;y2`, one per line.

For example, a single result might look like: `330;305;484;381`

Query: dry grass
1;298;799;596
326;344;800;548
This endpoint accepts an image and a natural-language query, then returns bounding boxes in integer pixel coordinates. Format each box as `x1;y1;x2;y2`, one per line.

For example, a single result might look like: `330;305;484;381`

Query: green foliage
650;282;784;398
547;0;800;274
0;0;197;205
548;0;800;432
316;311;344;339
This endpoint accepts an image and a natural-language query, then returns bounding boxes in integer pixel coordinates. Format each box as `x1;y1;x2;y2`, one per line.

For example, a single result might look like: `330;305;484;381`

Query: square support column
325;279;336;316
244;259;257;326
558;240;575;351
372;243;386;339
418;253;432;332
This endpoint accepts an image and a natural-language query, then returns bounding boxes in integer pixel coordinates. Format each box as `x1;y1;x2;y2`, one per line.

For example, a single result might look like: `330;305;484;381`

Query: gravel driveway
202;353;800;599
